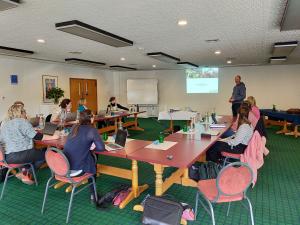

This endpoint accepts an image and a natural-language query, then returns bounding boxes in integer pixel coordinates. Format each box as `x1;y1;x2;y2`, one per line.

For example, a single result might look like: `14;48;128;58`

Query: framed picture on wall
42;75;58;103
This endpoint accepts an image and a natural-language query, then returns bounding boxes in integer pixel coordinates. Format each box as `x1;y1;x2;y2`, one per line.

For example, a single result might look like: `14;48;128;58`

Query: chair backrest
45;147;70;177
216;162;253;197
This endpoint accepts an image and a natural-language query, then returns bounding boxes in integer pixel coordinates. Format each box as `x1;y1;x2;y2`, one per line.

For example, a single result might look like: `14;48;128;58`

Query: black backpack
188;161;222;182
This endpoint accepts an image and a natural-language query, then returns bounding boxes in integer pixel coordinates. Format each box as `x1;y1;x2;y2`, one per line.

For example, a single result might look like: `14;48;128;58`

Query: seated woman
0;104;58;185
106;97;128;114
206;106;254;163
51;98;72;122
247;96;260;119
63;109;105;201
77;98;88;113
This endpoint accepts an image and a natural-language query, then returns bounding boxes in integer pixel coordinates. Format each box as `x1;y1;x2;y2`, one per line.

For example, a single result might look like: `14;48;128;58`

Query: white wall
113;64;300;115
0;56;114;119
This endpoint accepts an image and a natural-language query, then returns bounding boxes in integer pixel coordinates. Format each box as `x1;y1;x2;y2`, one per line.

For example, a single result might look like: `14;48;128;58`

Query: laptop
43;122;58;135
65;112;77;122
105;129;127;151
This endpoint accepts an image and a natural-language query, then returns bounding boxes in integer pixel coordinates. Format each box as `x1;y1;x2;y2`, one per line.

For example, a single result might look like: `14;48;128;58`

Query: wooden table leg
276;120;290;134
154;164;164;196
114;117;118;132
164;119;174;133
119;160;148;209
181;168;197;187
127;113;144;131
285;125;300;138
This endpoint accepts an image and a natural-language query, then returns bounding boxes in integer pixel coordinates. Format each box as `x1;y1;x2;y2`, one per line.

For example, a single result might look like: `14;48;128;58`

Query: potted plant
47;87;64;104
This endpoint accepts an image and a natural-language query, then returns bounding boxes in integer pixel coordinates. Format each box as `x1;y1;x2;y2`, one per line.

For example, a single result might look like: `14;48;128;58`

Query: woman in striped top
206;105;254;163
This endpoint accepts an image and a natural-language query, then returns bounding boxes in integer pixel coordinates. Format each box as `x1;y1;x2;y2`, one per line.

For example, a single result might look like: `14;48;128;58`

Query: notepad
209;124;226;128
145;141;177;151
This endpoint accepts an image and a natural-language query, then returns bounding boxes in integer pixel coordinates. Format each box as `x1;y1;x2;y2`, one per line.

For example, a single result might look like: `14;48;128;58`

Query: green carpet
0;119;299;225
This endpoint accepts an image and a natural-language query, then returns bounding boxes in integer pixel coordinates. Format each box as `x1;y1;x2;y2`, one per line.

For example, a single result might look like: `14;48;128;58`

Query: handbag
142;196;183;225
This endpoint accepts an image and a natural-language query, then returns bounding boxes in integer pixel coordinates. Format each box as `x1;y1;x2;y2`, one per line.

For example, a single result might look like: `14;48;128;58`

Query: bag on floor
112;188;131;206
188;161;222;181
95;184;130;210
142;196;183;225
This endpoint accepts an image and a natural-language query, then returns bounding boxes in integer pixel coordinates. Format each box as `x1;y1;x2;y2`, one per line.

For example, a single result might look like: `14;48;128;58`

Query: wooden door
69;78;98;114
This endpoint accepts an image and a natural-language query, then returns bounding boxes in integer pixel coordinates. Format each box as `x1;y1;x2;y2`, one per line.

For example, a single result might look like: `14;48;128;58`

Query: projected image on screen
186;67;219;93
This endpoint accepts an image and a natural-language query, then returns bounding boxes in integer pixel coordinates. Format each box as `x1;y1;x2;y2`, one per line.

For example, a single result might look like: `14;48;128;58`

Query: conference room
0;0;299;224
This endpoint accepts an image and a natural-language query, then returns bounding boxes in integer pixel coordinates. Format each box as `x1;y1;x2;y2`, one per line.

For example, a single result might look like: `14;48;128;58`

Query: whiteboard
127;79;158;104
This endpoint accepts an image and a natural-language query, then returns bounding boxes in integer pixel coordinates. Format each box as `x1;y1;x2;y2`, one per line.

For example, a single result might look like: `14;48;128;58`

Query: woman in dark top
106;97;129;114
64;109;105;200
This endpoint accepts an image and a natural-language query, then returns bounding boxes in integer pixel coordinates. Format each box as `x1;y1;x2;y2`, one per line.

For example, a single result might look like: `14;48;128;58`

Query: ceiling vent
65;58;106;67
55;20;133;47
147;52;180;63
269;56;287;64
110;65;137;71
177;61;198;69
0;0;20;11
272;41;298;56
0;46;34;56
280;0;300;31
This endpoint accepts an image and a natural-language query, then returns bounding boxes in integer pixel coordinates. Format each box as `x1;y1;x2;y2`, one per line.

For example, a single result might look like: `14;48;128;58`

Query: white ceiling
0;0;299;70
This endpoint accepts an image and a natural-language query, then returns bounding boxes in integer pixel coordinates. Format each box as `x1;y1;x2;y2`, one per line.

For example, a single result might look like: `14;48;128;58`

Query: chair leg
223;157;227;167
0;168;12;200
205;199;215;225
195;191;199;220
66;185;76;223
29;164;38;186
91;176;98;202
41;177;53;214
226;202;231;216
245;197;255;225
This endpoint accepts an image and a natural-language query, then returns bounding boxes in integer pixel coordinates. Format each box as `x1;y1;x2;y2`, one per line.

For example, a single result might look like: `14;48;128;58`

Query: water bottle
39;115;45;129
158;132;164;143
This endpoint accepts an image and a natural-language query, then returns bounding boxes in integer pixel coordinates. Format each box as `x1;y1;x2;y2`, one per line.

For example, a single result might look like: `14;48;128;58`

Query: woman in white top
206;105;254;163
51;98;72;122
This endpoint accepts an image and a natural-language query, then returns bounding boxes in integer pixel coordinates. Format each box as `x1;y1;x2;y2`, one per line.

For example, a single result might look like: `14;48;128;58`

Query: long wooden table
35;138;151;209
94;111;145;134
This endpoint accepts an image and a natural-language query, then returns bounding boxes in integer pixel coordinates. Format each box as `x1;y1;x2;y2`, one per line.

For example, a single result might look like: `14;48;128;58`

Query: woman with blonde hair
0;104;58;184
206;105;254;163
247;96;260;119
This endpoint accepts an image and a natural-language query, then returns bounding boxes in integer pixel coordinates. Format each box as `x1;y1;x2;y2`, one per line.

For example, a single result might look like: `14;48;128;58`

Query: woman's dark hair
59;99;71;109
71;109;93;137
237;105;251;128
109;97;116;102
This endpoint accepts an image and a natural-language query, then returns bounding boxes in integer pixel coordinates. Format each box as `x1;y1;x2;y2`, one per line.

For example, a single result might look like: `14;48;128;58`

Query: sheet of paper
145;141;177;151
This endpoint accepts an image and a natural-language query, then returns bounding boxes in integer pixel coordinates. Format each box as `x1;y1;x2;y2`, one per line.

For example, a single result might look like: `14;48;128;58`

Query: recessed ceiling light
152;65;156;68
120;57;126;61
37;39;45;43
69;51;82;55
138;47;144;50
178;20;187;26
227;60;232;64
214;50;221;55
205;39;220;43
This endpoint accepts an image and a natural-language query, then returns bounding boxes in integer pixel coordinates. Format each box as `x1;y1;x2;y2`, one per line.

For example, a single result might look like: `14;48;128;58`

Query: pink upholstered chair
195;162;254;225
41;147;98;223
0;145;38;200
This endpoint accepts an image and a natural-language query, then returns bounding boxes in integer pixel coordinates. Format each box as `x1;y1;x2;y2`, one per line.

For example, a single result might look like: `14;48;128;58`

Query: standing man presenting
229;75;246;120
